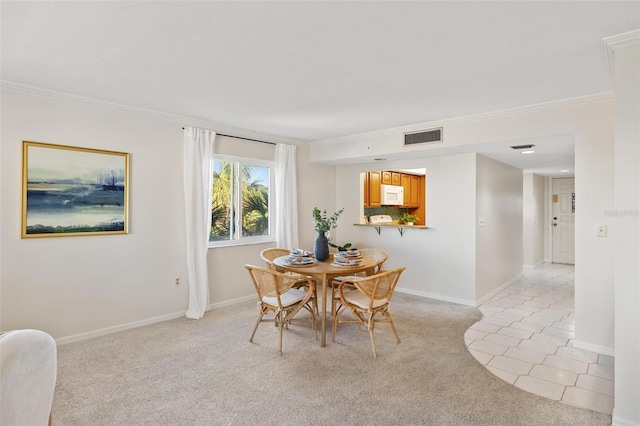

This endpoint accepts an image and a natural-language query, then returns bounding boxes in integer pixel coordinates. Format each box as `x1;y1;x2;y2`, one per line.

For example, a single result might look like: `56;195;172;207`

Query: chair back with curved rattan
260;247;319;317
260;248;290;272
245;264;316;355
247;264;299;303
332;266;406;357
357;248;388;275
351;266;404;305
330;248;389;316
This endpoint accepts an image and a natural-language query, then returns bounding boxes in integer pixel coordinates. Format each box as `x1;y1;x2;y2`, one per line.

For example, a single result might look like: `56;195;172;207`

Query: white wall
336;154;478;305
523;173;546;268
3;85;616;357
611;35;640;426
0;88;333;341
1;89;189;340
295;143;338;250
573;105;615;355
475;155;523;301
311;95;616;354
334;152;523;306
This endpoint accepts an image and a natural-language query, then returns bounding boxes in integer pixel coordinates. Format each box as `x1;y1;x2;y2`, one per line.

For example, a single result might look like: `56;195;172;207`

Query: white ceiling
2;1;639;174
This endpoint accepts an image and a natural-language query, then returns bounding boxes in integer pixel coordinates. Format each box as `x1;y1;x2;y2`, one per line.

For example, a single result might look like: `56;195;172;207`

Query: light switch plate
597;225;607;237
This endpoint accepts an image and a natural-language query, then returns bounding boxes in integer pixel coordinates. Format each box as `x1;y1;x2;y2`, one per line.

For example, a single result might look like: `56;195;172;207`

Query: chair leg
383;310;401;343
313;289;319;318
368;313;377;358
311;312;317;340
305;303;318;340
249;314;264;342
331;286;337;317
331;304;342;342
277;311;285;356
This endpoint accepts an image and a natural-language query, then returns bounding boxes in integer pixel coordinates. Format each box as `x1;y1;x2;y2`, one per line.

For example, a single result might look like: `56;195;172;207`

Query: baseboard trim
523;260;544;270
474;273;522;307
56;310;187;345
208;295;255;309
396;287;476;307
573;340;615;357
612;413;640;426
55;295;257;345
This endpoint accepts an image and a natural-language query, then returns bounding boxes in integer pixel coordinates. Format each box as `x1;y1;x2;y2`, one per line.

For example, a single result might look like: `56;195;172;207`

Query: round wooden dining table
273;254;378;347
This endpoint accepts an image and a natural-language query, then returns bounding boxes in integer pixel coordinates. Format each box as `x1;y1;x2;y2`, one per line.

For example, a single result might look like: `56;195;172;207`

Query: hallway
464;263;614;414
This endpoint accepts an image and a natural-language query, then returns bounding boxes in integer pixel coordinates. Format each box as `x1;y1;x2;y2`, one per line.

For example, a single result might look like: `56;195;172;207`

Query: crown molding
0;81;301;145
603;29;640;91
313;92;614;146
603;29;640;50
1;80;614;147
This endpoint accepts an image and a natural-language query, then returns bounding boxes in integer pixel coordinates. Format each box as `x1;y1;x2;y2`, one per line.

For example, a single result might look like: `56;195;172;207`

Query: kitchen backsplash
364;206;408;221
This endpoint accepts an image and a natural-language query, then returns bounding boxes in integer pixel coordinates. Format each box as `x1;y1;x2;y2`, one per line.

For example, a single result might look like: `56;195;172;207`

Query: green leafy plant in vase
329;241;355;252
312;207;344;260
399;213;420;225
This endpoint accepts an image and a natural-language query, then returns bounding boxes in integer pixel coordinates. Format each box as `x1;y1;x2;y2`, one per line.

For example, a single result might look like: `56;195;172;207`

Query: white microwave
381;184;404;205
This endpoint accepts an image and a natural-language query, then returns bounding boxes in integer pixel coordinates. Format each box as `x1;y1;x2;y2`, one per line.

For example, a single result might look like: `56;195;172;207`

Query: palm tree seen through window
211;158;270;243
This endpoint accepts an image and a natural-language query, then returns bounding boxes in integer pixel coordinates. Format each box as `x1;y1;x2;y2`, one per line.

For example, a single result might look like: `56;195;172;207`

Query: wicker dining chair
260;247;319;316
332;267;406;358
245;264;317;356
259;248;291;272
330;248;388;316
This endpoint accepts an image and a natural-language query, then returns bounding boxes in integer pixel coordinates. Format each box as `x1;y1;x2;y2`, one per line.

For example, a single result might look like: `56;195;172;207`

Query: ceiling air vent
404;128;443;146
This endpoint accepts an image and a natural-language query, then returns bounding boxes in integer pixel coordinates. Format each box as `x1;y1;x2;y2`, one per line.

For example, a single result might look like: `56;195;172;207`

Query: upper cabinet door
400;173;420;207
401;174;411;206
363;173;370;207
391;172;401;186
409;175;420;207
382;171;401;186
368;171;382;207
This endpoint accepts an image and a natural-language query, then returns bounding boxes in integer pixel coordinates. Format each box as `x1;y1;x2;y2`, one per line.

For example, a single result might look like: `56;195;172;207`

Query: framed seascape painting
22;141;130;238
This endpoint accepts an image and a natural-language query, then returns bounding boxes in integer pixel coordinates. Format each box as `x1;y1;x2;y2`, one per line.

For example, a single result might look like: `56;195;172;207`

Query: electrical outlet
175;277;181;286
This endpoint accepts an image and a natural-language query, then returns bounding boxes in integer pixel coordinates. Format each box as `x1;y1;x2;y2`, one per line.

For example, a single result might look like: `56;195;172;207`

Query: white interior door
552;177;575;264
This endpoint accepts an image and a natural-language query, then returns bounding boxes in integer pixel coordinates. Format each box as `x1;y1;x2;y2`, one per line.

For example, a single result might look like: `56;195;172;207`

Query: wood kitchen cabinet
409;175;420;207
364;171;381;207
401;174;411;206
363;170;426;225
381;171;401;186
400;173;421;207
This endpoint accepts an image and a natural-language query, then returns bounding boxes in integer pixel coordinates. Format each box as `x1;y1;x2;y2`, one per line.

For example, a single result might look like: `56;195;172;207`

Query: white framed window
209;155;274;247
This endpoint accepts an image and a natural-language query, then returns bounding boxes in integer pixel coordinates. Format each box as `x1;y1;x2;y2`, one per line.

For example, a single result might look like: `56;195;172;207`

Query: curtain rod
182;128;276;146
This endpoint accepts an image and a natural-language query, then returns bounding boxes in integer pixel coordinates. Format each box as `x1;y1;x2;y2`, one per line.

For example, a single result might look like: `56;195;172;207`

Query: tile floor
464;263;615;414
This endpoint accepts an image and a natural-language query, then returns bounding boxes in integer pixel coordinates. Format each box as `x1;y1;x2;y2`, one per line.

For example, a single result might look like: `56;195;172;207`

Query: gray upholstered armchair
1;329;57;426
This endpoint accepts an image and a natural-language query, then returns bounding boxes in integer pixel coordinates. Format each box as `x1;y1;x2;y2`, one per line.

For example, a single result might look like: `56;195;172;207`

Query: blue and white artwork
22;141;129;237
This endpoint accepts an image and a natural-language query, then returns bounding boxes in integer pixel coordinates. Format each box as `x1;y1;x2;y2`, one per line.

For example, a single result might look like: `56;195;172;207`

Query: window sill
208;239;276;249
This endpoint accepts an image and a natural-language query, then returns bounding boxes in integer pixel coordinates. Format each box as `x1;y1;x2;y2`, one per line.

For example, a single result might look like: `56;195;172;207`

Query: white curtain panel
183;127;215;319
275;143;299;249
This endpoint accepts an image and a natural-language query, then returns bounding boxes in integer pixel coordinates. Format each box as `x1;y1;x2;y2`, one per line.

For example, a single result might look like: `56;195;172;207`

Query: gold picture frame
22;141;130;238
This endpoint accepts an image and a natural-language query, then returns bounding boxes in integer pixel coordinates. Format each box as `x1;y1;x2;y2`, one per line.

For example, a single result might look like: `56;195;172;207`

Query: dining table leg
321;273;328;347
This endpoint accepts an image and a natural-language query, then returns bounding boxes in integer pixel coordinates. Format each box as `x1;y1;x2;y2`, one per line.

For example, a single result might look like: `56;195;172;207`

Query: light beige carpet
52;294;611;425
